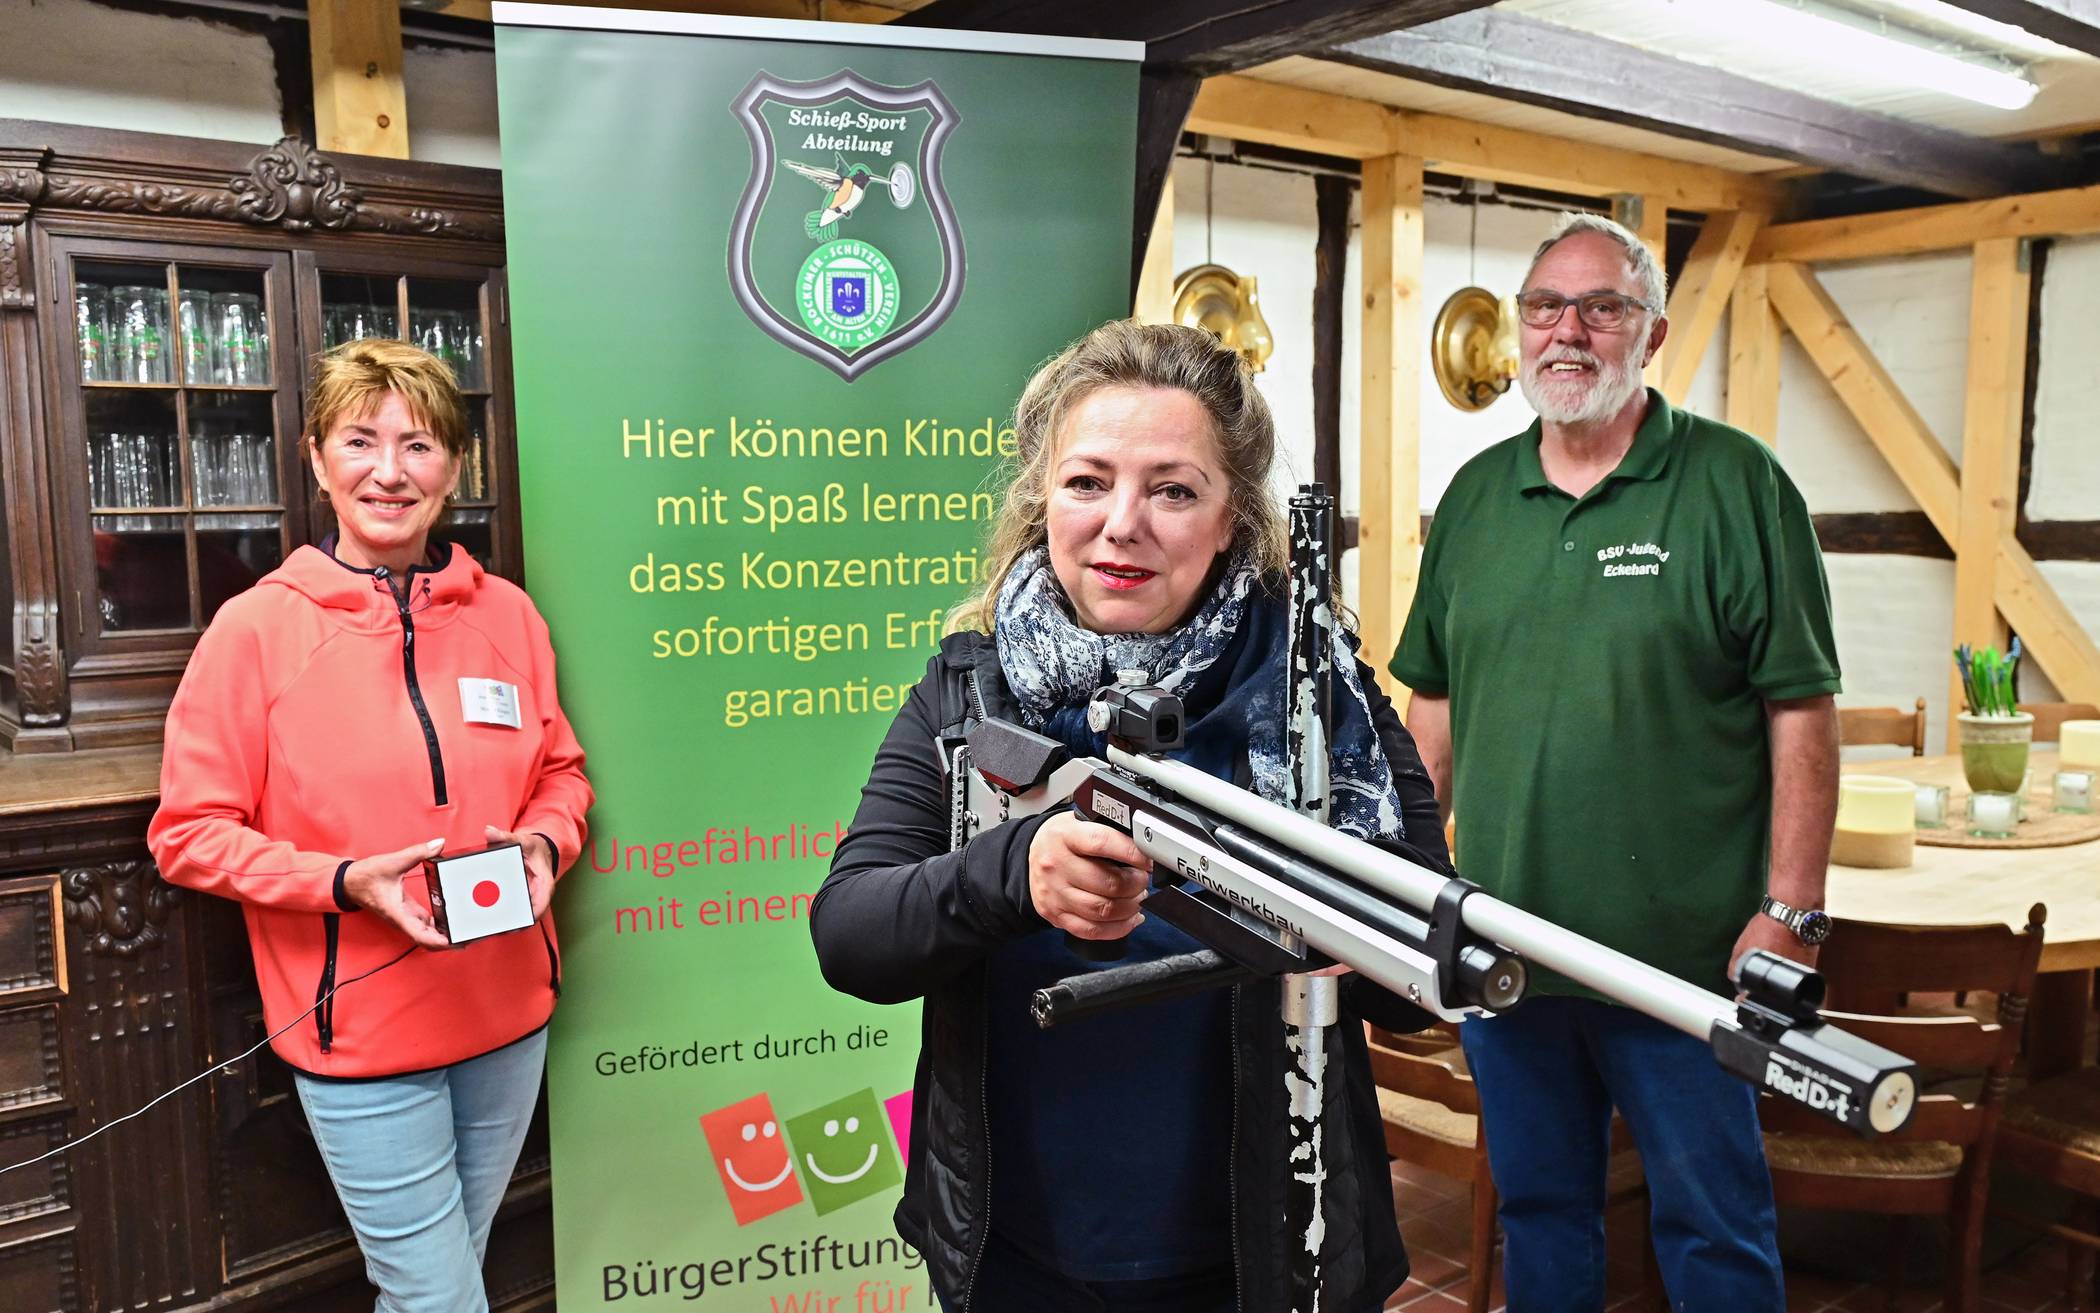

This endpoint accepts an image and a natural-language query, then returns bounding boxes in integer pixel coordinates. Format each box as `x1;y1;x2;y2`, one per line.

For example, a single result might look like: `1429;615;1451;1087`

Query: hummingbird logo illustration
781;153;913;239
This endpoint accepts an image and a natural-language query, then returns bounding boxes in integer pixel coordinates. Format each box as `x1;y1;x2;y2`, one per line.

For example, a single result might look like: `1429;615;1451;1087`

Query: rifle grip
1065;932;1129;963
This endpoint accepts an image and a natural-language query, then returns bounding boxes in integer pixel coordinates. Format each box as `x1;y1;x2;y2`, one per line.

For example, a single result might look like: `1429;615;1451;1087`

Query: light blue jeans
294;1029;547;1313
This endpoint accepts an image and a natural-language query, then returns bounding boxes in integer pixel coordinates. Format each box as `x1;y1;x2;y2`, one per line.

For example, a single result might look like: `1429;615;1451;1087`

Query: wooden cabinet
2;119;522;754
0;122;550;1311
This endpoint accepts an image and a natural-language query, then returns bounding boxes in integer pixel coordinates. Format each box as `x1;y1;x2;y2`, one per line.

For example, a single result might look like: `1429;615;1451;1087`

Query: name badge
459;677;521;729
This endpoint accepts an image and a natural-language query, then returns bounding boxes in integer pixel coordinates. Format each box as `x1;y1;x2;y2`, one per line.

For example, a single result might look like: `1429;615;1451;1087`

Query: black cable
0;942;418;1178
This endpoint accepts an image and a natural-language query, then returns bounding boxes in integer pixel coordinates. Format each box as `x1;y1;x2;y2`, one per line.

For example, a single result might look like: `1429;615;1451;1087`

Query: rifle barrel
1113;745;1726;1038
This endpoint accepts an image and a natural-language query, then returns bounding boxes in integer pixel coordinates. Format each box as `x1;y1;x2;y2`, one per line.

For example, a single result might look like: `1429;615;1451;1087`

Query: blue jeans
1460;997;1783;1313
294;1029;547;1313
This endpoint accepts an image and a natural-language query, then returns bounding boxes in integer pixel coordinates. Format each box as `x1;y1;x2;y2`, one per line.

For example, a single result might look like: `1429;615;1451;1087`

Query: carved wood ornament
62;861;178;958
0;221;30;309
0;136;502;242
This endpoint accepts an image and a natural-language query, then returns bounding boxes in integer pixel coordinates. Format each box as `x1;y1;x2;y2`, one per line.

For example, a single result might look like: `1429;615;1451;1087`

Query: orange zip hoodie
149;541;592;1077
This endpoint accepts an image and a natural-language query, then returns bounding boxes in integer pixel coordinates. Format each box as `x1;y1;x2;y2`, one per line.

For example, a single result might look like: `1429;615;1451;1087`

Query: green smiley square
783;1088;903;1215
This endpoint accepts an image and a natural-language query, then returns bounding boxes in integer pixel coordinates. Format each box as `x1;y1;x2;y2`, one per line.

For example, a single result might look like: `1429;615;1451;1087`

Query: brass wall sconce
1432;285;1520;412
1173;263;1274;373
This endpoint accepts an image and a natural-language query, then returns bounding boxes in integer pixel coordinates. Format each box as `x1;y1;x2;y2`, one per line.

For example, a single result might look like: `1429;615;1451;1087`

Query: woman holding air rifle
815;321;1451;1313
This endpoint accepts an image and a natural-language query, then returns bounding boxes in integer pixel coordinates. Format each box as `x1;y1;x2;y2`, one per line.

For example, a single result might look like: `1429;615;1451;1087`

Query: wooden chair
1367;1023;1657;1313
1758;907;2047;1313
1840;698;1927;755
1991;920;2100;1311
2018;701;2100;744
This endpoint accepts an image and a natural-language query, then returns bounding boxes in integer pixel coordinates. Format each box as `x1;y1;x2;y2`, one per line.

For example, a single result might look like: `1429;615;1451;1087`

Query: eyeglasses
1514;290;1654;331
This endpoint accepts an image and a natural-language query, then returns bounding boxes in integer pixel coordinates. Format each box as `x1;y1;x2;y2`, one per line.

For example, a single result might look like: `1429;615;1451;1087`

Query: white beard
1520;347;1646;427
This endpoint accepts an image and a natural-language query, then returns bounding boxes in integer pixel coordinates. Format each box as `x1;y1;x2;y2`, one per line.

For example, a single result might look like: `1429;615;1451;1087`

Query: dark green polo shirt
1392;390;1840;998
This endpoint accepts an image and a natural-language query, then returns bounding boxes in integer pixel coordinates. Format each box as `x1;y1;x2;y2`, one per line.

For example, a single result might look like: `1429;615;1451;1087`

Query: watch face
1798;909;1833;945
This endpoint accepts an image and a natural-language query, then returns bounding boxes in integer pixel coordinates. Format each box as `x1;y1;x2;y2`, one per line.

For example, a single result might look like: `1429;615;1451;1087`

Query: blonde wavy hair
950;320;1285;634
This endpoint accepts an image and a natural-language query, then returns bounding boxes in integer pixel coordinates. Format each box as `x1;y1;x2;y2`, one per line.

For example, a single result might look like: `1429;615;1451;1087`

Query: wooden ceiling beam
897;0;1495;74
1320;10;2063;199
1937;0;2100;60
1186;75;1781;212
1754;181;2100;261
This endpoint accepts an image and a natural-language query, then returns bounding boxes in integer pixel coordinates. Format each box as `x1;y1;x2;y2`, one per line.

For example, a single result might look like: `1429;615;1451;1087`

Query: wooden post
1948;238;2032;745
1658;210;1762;405
1359;153;1424;705
309;0;409;159
1133;178;1176;323
1727;263;1782;443
1615;194;1668;386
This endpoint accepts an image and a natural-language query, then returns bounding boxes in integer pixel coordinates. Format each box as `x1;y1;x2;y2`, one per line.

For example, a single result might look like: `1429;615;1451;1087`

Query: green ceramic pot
1958;712;2034;797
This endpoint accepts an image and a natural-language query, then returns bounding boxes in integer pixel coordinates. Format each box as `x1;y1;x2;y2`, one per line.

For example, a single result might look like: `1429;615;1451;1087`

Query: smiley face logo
700;1092;805;1226
783;1088;903;1215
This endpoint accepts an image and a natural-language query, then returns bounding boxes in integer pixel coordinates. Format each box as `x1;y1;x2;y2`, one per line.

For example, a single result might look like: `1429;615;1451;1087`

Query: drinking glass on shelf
90;431;116;507
325;302;398;347
114;285;171;383
446;310;484;388
191;428;218;507
179;289;215;385
76;284;113;382
414;312;452;372
255;432;277;506
137;431;177;507
214;292;268;385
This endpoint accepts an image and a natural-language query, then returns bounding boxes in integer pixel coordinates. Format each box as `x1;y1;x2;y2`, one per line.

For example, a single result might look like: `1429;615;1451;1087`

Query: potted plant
1955;640;2033;797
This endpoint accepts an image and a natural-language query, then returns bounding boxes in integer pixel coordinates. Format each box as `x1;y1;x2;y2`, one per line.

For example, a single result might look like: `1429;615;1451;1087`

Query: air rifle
953;494;1916;1143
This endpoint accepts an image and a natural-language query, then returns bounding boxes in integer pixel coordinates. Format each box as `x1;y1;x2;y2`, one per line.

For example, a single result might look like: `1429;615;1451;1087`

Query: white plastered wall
0;0;284;144
0;0;501;168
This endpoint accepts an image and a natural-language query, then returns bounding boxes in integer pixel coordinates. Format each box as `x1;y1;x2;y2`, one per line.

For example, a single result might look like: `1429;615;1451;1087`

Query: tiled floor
1378;1157;2094;1313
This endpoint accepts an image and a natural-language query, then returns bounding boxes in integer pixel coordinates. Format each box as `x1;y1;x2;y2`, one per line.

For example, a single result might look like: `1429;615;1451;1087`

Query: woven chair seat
1763;1130;1962;1180
1376;1086;1476;1148
2003;1067;2100;1158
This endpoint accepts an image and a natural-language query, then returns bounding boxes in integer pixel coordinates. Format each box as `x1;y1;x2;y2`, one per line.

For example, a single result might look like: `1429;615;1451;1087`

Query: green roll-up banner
492;8;1140;1307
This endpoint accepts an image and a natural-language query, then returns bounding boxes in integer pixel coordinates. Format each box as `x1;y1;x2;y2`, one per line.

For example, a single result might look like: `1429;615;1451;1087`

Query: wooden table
1829;750;2100;1076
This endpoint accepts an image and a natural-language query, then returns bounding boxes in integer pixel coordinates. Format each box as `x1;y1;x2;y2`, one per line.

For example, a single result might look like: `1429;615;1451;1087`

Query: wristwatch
1760;895;1831;946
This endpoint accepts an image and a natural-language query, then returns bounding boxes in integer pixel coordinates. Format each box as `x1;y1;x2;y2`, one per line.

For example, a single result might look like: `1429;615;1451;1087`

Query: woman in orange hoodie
150;338;592;1313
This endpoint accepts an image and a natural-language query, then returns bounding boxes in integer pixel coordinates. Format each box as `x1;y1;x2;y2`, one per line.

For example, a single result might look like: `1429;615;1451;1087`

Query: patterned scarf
993;546;1407;840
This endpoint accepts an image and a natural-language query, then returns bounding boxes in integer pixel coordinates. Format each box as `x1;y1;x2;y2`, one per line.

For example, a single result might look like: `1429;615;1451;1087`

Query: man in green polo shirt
1393;213;1840;1312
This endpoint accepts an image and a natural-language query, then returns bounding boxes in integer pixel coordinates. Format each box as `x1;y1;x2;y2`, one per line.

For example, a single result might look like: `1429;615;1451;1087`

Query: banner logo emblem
730;72;964;380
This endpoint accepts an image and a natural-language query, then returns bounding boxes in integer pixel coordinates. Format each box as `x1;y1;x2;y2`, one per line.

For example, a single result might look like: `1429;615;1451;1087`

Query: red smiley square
700;1092;804;1226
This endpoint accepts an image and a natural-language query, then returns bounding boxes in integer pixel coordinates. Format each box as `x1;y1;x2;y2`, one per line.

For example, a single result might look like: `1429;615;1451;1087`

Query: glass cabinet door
60;242;298;643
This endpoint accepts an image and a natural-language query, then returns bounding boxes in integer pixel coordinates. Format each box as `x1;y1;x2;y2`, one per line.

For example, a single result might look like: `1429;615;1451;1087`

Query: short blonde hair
306;339;470;460
950;320;1283;633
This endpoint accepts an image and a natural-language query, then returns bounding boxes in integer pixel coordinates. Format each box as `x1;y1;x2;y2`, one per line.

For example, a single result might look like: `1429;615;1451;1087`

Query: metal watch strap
1760;895;1803;933
1760;895;1828;944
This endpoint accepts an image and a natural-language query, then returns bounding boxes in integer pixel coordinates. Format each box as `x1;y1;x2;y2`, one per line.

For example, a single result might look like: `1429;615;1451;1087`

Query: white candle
2062;720;2100;770
1839;776;1914;833
2058;771;2094;814
1914;784;1949;827
1968;791;2019;835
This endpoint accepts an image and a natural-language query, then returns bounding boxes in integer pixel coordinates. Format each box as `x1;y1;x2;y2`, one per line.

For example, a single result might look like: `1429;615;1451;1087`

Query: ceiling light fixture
1676;0;2040;110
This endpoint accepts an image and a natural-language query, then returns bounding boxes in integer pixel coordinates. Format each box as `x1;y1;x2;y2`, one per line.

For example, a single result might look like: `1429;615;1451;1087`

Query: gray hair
1526;212;1668;314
